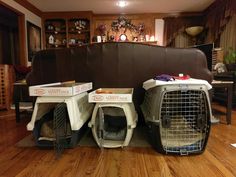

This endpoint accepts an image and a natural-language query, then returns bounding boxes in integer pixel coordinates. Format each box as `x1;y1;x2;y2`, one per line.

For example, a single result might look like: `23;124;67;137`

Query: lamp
185;26;204;45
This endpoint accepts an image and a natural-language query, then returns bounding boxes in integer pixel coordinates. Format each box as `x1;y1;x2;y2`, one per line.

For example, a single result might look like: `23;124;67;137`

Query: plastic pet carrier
27;92;94;150
89;103;137;148
141;83;212;155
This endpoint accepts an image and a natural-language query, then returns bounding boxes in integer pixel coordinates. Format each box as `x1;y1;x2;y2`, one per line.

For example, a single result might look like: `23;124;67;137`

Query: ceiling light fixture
116;1;128;8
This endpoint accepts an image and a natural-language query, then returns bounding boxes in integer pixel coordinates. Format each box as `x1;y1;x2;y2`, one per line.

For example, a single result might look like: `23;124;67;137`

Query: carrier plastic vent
160;90;209;154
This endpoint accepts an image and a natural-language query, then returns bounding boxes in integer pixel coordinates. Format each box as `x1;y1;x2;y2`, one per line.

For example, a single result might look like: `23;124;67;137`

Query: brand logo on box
92;95;104;101
34;89;46;96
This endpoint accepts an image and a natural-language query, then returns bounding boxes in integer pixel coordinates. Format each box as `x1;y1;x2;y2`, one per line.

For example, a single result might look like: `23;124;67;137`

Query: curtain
205;0;236;43
164;0;236;47
174;33;191;48
163;16;203;46
220;14;236;55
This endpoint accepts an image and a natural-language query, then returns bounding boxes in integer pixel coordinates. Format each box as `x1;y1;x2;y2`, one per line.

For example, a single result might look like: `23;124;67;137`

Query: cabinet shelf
47;43;67;48
45;30;66;34
68;43;88;47
68;30;90;34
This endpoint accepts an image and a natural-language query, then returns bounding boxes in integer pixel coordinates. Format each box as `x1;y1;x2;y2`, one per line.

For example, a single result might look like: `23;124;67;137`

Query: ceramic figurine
48;35;54;44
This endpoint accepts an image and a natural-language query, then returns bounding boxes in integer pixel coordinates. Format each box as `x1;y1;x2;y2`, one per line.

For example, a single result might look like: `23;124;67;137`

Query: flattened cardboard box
88;88;133;103
29;82;92;96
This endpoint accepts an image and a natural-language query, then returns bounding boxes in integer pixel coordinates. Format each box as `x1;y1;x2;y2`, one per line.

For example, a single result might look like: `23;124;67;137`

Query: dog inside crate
160;115;205;148
34;103;72;144
159;89;209;153
95;107;127;141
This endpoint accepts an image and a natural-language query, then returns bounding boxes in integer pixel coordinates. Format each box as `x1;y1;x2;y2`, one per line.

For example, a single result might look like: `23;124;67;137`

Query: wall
1;0;42;66
92;14;160;43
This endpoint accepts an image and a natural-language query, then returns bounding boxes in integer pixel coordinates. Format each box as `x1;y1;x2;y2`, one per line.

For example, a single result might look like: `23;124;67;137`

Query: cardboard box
29;82;92;96
88;88;133;103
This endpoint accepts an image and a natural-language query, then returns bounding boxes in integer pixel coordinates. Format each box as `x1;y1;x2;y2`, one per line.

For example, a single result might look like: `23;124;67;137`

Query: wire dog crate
141;84;212;155
28;92;94;150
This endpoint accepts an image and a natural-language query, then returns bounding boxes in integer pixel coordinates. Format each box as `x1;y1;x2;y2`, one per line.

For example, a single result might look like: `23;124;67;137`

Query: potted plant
224;47;236;71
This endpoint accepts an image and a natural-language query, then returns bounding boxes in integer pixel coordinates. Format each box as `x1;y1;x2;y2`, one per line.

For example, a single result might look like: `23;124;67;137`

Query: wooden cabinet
42;12;92;49
44;19;67;49
67;18;90;47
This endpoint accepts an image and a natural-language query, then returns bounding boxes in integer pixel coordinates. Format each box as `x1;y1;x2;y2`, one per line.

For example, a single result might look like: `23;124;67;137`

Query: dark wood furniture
212;80;233;124
13;81;32;122
213;72;236;107
42;11;92;49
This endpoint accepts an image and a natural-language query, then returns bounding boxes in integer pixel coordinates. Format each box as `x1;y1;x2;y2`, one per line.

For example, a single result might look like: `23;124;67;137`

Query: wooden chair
0;64;14;110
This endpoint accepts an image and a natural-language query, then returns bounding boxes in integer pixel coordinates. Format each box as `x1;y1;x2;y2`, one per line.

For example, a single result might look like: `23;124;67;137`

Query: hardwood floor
0;104;236;177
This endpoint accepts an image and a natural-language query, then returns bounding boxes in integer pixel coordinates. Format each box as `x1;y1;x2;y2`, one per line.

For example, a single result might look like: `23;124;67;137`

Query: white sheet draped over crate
27;92;94;131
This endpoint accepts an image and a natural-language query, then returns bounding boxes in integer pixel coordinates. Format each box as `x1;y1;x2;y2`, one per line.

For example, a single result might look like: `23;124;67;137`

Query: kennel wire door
89;103;137;148
141;84;212;155
28;92;94;149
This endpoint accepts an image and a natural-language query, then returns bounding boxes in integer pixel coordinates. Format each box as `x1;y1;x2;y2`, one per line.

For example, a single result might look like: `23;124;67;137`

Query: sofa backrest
27;42;212;115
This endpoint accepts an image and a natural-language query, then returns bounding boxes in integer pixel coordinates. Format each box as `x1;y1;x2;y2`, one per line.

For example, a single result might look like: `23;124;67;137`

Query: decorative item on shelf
97;24;107;36
62;39;67;45
75;20;87;30
97;36;102;43
102;36;107;42
48;35;54;44
109;35;115;42
47;24;54;31
55;39;61;45
119;34;127;42
137;23;145;35
145;35;150;41
133;37;138;42
139;35;145;42
55;27;61;32
185;26;204;45
69;39;76;45
111;16;135;32
110;16;146;42
150;35;155;42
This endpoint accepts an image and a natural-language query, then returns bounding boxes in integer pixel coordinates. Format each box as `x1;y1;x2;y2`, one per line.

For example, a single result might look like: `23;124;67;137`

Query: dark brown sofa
27;42;212;120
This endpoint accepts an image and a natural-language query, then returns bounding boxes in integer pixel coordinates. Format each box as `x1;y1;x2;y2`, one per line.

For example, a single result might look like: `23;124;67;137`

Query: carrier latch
162;115;171;128
196;114;205;130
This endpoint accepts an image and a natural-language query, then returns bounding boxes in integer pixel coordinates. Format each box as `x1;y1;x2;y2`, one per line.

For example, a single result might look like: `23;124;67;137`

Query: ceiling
27;0;215;14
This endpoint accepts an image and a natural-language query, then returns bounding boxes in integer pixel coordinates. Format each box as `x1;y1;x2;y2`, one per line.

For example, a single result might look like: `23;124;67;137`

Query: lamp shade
185;26;204;37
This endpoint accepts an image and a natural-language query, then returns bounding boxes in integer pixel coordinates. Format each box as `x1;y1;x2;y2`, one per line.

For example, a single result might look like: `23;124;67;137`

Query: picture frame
27;21;41;62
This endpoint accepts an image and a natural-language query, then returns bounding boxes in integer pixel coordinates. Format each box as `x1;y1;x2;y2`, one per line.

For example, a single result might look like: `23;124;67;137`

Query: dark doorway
0;4;20;65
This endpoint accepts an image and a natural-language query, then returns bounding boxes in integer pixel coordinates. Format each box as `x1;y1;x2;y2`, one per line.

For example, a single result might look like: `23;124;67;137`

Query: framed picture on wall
27;21;41;62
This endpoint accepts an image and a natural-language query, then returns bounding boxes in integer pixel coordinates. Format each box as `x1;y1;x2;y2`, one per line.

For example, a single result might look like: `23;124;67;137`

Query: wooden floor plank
0;104;235;177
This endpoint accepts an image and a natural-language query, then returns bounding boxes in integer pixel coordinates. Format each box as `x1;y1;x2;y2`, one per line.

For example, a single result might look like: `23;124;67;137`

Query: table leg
15;101;20;123
226;85;233;124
